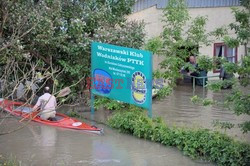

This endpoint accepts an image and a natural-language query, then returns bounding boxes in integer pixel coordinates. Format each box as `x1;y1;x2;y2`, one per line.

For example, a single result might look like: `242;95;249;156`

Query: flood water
153;85;250;143
0;84;249;165
0;118;212;166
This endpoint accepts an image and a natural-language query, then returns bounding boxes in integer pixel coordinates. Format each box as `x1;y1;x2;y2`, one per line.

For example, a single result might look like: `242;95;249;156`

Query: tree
143;0;250;133
145;0;211;88
0;0;145;103
220;0;250;57
0;0;146;135
195;0;250;133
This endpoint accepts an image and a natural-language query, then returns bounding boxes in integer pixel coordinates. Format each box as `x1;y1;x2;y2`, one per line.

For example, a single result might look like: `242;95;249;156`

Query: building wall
127;5;245;76
132;0;241;12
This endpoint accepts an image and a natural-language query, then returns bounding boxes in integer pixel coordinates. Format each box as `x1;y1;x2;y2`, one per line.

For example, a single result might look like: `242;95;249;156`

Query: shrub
108;110;250;165
197;55;213;71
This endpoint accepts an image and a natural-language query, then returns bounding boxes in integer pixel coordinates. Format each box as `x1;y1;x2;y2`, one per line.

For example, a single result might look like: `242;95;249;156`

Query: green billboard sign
91;42;152;116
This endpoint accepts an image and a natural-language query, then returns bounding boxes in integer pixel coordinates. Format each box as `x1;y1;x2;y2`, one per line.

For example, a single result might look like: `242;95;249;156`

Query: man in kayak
33;86;57;121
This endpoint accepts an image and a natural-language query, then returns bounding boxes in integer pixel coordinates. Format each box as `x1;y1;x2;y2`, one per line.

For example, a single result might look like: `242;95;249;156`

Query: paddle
56;87;71;97
19;87;71;122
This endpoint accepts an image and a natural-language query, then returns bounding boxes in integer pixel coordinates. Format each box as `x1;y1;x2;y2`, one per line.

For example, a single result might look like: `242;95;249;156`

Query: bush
108;110;250;165
144;37;163;54
197;55;213;71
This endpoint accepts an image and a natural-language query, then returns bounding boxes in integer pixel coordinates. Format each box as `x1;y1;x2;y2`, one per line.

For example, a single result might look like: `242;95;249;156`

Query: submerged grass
0;155;19;166
108;110;250;166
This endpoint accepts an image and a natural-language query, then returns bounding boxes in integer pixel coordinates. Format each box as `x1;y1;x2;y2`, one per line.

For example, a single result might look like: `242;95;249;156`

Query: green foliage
94;96;128;111
206;81;224;92
151;0;210;87
223;36;240;48
221;79;235;89
239;121;250;134
155;86;173;100
191;95;214;106
93;21;145;49
212;57;227;69
159;0;190;86
162;0;189;41
196;55;213;71
208;1;250;132
206;78;249;133
159;56;184;87
223;62;238;74
226;90;250;116
0;0;144;100
183;62;196;72
210;26;228;39
229;6;250;49
144;37;163;54
202;98;214;106
205;76;249;133
187;16;209;46
213;120;235;131
240;0;250;9
238;55;250;86
190;95;202;104
0;154;18;166
206;79;235;92
152;69;163;79
108;111;250;165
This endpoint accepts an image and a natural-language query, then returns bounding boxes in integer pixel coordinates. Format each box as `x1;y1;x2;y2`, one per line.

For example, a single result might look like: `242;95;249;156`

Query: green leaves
213;120;235;131
163;0;189;28
227;90;250;116
197;55;213;71
230;6;250;53
1;0;145;100
191;95;214;106
108;110;250;165
93;21;145;49
94;96;128;111
155;86;173;100
239;121;250;134
151;0;211;89
223;62;238;74
206;79;235;92
211;26;229;39
223;36;240;48
144;37;163;54
238;55;250;86
187;16;209;45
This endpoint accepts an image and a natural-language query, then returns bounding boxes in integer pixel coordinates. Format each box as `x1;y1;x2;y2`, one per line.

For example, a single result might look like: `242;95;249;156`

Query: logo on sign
131;71;147;104
93;69;113;94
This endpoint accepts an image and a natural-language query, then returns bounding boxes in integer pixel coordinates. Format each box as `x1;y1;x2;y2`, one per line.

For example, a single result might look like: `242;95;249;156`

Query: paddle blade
57;87;71;97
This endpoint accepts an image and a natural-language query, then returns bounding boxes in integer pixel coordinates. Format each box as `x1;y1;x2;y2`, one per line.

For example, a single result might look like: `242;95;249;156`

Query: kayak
0;98;103;134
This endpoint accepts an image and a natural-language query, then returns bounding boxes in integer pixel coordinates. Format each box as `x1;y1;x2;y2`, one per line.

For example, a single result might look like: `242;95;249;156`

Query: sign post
90;42;152;117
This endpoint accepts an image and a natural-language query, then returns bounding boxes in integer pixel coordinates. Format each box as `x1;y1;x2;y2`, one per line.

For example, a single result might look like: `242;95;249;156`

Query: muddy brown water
0;85;249;165
0;118;212;166
152;85;250;143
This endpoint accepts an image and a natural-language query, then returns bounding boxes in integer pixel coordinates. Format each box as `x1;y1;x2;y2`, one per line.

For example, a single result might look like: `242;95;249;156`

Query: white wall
127;6;245;75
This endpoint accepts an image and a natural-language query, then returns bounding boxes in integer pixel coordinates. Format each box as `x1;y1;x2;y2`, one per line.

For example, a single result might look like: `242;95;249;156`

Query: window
214;43;237;72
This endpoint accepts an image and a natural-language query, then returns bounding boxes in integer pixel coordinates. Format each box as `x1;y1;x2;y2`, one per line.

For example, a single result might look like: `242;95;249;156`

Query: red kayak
0;98;103;134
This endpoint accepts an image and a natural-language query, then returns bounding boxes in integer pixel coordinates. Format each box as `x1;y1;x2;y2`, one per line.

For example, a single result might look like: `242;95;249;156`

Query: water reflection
28;125;57;147
0;122;213;166
2;84;248;165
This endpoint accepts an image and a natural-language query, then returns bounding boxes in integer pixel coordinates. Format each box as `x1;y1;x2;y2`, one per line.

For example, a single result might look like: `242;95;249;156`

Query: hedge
108;110;250;166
